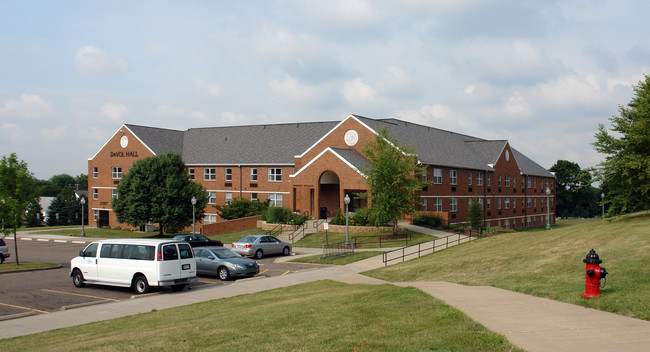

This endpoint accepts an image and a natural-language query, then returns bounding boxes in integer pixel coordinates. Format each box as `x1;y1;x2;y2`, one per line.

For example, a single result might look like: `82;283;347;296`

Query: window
93;167;98;178
513;176;516;188
487;198;491;210
450;170;457;185
513;197;516;208
268;168;282;182
505;175;510;187
112;167;122;179
269;193;283;207
487;174;491;187
498;198;502;209
93;189;98;200
93;209;98;221
188;168;195;180
251;168;258;182
421;199;427;211
534;177;537;188
498;175;502;187
251;193;258;202
225;192;232;203
208;191;216;204
433;169;442;184
204;168;216;181
450;198;457;212
527;177;531;188
468;171;472;185
433;197;442;212
505;197;510;209
225;168;232;181
527;197;532;207
505;219;510;229
522;176;526;188
112;189;118;199
205;214;217;224
422;169;427;183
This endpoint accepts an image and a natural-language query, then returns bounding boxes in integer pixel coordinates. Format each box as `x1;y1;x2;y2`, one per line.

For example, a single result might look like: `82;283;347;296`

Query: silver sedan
194;247;259;281
231;235;292;259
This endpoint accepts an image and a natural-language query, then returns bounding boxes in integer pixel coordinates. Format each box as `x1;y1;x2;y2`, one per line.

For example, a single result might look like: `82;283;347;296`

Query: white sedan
231;235;292;259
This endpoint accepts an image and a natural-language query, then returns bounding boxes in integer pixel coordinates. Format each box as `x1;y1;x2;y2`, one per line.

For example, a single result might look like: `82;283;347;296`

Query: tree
593;75;650;215
361;127;426;234
468;199;483;230
112;153;208;235
0;153;38;265
549;160;599;218
47;185;83;226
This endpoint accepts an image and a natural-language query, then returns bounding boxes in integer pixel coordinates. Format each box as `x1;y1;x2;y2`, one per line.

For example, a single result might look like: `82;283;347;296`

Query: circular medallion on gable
120;135;129;148
505;149;510;161
344;129;359;146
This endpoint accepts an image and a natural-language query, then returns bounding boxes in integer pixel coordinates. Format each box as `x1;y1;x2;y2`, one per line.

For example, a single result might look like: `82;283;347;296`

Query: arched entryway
318;171;340;219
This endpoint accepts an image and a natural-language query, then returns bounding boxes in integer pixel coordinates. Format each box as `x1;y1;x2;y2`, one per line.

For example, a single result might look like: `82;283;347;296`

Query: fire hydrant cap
583;249;602;264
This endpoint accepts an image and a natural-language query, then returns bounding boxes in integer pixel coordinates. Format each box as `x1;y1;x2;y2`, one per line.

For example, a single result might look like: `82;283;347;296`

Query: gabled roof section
511;147;555;178
125;124;185;155
291;147;368;178
296;114;376;158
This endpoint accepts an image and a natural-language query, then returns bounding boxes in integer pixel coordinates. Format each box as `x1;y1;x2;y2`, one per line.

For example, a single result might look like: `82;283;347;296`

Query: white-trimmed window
527;197;532;207
513;176;516;188
505;197;510;209
477;172;483;186
225;192;232;203
450;170;457;185
433;168;442;184
269;193;283;207
188;168;195;180
468;171;472;186
487;174;491;187
513;197;516;208
251;193;258;202
487;198;491;210
93;189;98;200
268;168;282;182
93;209;98;221
505;175;510;187
251;168;258;182
204;168;216;181
498;175;502;187
112;189;118;199
112;167;122;179
505;219;510;229
421;199;427;211
422;169;428;183
433;197;442;212
450;197;457;212
208;191;216;204
498;198;502;209
225;168;232;182
527;177;531;188
522;176;526;188
205;214;217;224
93;167;98;178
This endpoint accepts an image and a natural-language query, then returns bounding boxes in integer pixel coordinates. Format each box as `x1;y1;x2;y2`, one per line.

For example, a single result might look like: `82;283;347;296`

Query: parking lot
0;236;317;319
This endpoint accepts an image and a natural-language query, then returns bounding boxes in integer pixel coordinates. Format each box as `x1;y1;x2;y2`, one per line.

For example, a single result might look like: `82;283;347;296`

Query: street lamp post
191;196;197;234
80;197;86;237
601;193;605;219
545;187;551;230
344;194;350;246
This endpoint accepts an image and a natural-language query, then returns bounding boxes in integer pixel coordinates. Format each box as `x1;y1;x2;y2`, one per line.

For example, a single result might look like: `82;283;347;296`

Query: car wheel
133;275;149;294
282;246;291;256
218;266;230;281
72;269;85;288
254;249;263;259
0;255;4;264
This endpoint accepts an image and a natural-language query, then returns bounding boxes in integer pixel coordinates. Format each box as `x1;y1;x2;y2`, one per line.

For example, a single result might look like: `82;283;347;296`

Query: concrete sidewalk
2;231;649;351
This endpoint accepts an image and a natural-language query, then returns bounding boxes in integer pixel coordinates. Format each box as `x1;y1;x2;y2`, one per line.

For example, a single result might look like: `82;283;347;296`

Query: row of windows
421;197;553;212
487;215;553;230
189;167;282;182
425;168;553;189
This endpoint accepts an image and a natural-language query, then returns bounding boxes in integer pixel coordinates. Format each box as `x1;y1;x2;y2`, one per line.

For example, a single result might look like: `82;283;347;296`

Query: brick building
87;114;555;231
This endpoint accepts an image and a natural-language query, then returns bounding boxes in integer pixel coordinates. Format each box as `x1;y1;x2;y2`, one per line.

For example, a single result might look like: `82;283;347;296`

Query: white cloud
0;94;52;119
341;78;377;105
74;46;128;75
100;103;129;122
194;78;221;98
220;111;250;125
269;75;328;103
0;123;28;143
40;126;67;141
154;105;211;127
394;103;481;133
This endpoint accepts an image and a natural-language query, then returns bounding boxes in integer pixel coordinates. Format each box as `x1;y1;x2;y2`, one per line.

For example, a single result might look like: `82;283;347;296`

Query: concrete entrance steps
275;219;322;243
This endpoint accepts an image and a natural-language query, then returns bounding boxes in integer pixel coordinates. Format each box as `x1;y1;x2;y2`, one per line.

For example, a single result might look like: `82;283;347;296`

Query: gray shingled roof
124;115;553;178
330;148;371;173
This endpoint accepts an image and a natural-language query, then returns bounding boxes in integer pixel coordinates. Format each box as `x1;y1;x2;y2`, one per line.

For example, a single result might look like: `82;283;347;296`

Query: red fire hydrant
581;249;608;298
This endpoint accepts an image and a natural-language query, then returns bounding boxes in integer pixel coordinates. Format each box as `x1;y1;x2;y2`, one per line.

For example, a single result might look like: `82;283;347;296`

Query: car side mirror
208;255;215;260
79;250;85;257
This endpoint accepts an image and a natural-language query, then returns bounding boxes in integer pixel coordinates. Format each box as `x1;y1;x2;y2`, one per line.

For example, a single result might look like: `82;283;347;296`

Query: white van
70;239;197;294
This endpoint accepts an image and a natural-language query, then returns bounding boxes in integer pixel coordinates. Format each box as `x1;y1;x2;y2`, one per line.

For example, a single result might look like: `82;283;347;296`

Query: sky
1;1;648;180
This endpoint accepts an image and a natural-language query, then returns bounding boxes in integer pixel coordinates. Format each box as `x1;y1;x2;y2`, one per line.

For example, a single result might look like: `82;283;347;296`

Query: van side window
123;245;155;260
162;244;179;261
178;243;193;259
83;243;98;257
100;244;113;258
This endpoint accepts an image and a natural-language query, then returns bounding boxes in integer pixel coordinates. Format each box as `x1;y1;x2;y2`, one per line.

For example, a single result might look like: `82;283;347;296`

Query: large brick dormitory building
88;114;556;232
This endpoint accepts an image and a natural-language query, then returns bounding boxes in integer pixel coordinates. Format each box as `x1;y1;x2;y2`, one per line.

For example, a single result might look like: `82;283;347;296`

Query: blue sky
1;1;648;180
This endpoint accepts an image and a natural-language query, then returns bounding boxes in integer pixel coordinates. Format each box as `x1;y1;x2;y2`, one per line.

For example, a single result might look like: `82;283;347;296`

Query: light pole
344;194;350;246
80;197;86;237
601;192;605;219
191;196;197;234
545;187;551;230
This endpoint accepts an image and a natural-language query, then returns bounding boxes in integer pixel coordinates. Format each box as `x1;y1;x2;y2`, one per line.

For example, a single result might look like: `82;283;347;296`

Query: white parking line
72;241;87;244
37;239;49;242
54;240;67;243
20;238;33;241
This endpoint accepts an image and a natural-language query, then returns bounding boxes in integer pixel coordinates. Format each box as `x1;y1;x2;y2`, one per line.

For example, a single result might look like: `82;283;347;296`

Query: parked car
231;235;291;259
194;247;259;280
70;239;196;294
172;234;223;247
0;238;10;264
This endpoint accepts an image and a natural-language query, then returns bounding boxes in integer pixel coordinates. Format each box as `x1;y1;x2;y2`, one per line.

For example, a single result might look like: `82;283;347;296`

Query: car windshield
237;236;258;243
213;248;242;259
172;235;188;241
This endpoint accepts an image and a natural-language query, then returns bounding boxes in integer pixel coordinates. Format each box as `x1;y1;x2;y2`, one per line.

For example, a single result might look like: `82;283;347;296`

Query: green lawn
293;230;436;249
0;281;521;352
290;251;386;265
366;214;650;321
0;262;58;271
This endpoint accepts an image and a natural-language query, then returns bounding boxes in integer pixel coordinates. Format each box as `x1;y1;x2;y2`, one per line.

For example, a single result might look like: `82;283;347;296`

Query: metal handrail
266;223;284;237
288;222;307;243
381;232;475;266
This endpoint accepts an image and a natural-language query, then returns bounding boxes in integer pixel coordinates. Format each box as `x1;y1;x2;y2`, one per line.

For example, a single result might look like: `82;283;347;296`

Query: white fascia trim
294;114;377;159
187;163;294;167
88;124;156;161
290;147;366;178
206;189;290;195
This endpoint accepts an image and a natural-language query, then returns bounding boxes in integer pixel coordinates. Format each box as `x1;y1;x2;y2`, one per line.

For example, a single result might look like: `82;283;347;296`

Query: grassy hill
366;213;650;321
